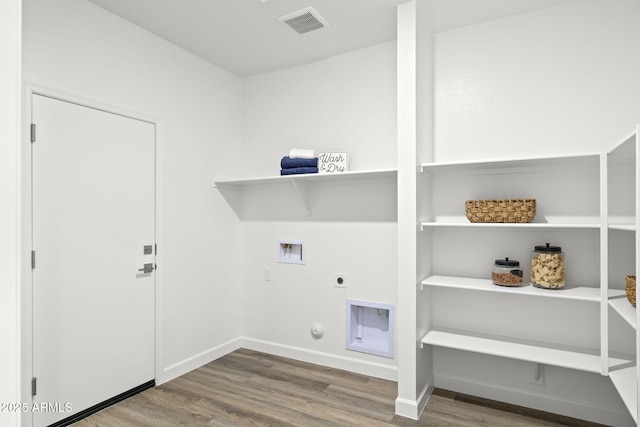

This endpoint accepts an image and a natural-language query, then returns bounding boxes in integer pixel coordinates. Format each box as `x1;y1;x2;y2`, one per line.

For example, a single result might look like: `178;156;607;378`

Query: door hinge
31;251;36;269
155;243;158;255
31;377;37;397
30;123;36;143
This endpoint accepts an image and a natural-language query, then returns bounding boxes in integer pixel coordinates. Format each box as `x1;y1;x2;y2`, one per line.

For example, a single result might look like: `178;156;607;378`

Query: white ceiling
85;0;573;77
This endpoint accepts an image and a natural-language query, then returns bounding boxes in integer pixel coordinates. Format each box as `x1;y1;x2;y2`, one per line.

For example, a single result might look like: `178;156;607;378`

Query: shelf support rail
533;363;542;382
600;150;609;376
634;125;640;423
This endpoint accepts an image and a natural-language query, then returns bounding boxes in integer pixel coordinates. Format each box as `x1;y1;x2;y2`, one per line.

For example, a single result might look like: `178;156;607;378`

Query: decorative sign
318;152;348;174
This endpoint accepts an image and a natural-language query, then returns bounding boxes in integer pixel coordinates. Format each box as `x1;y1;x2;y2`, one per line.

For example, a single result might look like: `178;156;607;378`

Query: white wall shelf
610;366;639;424
610;224;637;232
212;168;397;188
420;222;600;230
420;328;632;374
608;130;637;159
420;152;600;175
418;152;601;231
421;275;625;302
212;168;397;216
610;298;637;330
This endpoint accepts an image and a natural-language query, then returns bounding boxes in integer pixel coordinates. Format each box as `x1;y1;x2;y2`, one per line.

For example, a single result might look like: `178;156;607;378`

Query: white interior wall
241;42;397;177
434;0;640;162
22;0;243;386
423;1;640;425
0;1;21;427
239;42;399;379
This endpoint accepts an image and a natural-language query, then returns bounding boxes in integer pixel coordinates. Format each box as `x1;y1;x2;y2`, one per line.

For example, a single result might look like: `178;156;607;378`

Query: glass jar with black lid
530;243;565;289
492;258;524;287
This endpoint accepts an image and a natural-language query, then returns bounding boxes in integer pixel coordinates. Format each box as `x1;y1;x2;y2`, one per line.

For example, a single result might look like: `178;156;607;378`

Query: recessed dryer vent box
346;299;394;359
277;241;304;264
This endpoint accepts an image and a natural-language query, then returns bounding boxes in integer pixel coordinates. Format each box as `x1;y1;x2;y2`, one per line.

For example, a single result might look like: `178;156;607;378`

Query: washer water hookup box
277;240;304;264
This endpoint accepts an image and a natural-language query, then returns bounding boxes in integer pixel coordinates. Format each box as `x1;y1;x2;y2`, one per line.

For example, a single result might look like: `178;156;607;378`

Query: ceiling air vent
279;7;330;35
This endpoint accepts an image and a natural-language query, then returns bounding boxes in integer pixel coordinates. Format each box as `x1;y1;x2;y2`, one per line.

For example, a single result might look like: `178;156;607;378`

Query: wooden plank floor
74;349;605;426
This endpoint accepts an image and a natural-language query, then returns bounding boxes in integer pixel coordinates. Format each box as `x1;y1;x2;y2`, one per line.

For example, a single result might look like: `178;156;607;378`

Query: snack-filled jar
492;258;523;287
530;243;565;289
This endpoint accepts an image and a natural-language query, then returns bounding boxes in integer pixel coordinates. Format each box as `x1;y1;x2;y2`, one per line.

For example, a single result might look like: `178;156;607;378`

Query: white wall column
396;0;437;419
395;0;419;419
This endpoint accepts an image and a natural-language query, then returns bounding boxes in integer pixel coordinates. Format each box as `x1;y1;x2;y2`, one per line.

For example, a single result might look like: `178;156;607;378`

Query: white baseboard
240;337;398;381
159;337;398;387
435;374;635;427
416;382;433;418
160;337;242;384
395;397;420;420
394;376;433;420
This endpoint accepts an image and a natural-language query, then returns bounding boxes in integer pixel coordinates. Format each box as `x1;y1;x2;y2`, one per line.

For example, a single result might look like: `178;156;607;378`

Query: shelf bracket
417;329;427;350
529;362;544;385
290;179;311;216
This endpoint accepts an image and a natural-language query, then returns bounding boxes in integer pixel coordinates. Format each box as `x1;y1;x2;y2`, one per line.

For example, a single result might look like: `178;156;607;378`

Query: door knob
138;263;155;274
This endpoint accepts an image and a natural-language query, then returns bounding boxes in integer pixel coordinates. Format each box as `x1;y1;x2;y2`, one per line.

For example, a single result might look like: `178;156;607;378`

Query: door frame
21;84;165;427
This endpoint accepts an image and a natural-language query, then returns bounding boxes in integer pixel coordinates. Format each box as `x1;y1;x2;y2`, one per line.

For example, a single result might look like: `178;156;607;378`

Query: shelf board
609;216;636;231
608;129;637;156
420;221;601;230
420;152;600;175
609;365;638;423
212;168;396;216
421;328;632;374
610;298;637;330
609;223;637;232
212;168;397;188
420;275;624;302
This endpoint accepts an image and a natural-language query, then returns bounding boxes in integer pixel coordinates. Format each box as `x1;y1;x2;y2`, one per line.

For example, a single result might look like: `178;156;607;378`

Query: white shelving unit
415;129;639;423
212;168;397;216
417;151;621;385
607;127;639;423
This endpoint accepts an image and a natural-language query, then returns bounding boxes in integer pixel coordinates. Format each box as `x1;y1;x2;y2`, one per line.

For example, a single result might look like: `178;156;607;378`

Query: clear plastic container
492;258;524;287
530;243;565;289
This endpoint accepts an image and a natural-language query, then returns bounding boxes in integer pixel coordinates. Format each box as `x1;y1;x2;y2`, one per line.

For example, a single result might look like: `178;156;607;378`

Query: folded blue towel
281;156;318;169
280;167;319;175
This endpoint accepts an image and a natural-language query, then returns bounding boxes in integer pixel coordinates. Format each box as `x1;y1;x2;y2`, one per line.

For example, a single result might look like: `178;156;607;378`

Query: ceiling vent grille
279;7;330;35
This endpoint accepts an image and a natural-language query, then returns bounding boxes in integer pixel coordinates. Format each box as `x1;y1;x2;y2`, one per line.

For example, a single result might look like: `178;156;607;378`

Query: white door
32;94;155;427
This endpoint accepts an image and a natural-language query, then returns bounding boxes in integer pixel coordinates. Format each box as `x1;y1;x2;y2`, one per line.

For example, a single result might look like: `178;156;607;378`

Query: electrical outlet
334;273;346;288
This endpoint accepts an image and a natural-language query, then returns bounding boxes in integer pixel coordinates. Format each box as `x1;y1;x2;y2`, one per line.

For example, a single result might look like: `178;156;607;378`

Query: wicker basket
465;199;536;223
626;275;636;307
